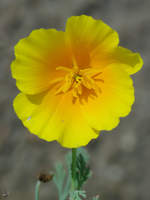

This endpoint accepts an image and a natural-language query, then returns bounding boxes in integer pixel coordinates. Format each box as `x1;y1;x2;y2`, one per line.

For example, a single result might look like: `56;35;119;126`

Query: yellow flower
11;15;143;148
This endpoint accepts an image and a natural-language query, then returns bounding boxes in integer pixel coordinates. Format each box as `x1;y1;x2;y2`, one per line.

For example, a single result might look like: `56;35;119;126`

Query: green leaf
76;153;91;189
69;190;86;200
53;148;91;199
53;162;71;200
77;148;89;162
53;162;66;199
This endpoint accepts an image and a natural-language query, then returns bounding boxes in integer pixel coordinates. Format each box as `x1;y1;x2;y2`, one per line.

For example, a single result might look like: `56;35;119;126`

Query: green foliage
35;181;41;200
69;190;86;200
34;148;101;200
65;148;91;190
76;153;90;189
53;162;71;200
53;148;100;200
66;147;90;165
77;148;90;162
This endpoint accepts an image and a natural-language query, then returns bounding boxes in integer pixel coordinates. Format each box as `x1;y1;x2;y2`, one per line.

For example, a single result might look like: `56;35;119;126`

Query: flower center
54;65;104;99
74;73;83;83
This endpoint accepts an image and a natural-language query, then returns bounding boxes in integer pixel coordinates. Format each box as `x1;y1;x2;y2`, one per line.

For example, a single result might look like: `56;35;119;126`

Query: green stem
35;180;41;200
71;148;77;190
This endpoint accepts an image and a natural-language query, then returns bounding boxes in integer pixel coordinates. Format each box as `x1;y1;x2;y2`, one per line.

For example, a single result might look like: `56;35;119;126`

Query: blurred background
0;0;149;199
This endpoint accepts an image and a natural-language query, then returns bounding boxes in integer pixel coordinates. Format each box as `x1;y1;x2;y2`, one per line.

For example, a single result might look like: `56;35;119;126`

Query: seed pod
38;172;53;183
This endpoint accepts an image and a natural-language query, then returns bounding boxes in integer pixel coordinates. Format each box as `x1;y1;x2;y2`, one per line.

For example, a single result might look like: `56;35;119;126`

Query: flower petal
42;93;99;148
66;15;119;67
13;91;98;148
13;90;60;135
90;46;143;75
80;64;134;131
11;29;72;94
112;46;143;75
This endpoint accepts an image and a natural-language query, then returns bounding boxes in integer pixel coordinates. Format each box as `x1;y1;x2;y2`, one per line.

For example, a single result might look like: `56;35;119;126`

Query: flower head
11;15;143;148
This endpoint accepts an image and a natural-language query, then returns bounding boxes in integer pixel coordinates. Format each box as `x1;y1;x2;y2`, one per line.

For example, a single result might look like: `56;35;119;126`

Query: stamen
49;77;64;85
56;66;72;72
54;65;104;99
92;71;102;79
95;78;104;83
